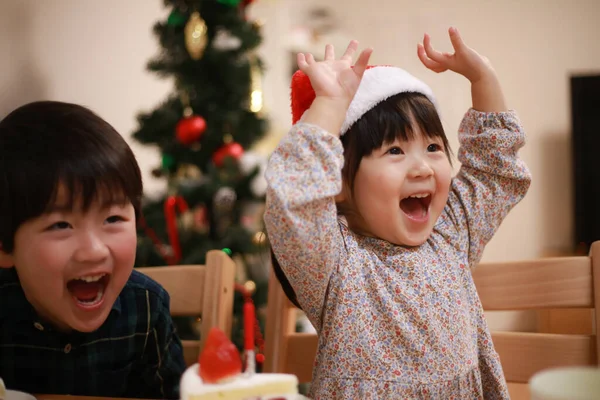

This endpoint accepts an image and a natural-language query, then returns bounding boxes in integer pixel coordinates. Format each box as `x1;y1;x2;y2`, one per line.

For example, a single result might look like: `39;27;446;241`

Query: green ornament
167;9;187;26
222;247;233;256
217;0;242;6
162;154;175;170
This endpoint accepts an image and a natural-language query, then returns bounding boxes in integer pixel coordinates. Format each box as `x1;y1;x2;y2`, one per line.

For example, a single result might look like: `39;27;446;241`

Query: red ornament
176;115;206;145
212;142;244;167
164;195;189;263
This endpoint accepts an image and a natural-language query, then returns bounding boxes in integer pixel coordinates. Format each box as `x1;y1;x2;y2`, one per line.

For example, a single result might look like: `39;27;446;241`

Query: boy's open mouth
67;274;109;307
400;193;432;221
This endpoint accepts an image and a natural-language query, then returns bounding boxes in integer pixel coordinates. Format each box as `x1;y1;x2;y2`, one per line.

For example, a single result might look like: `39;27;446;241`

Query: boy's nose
73;232;109;263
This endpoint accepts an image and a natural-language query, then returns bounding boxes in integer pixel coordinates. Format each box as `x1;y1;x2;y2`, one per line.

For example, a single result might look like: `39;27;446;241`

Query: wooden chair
137;249;236;366
264;242;600;399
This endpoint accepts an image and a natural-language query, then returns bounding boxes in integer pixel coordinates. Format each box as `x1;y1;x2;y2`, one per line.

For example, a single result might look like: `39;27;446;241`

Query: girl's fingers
341;40;359;61
448;27;465;52
306;53;316;65
324;44;335;61
297;53;308;70
422;33;447;64
417;43;446;72
353;48;373;78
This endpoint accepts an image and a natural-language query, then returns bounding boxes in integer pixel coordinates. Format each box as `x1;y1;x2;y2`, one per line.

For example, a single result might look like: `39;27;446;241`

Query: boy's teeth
76;274;105;283
78;287;105;305
408;193;429;199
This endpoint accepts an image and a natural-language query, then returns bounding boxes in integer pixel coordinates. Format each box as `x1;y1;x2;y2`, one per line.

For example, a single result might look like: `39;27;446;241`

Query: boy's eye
106;215;125;224
387;146;404;155
47;221;71;231
427;143;443;152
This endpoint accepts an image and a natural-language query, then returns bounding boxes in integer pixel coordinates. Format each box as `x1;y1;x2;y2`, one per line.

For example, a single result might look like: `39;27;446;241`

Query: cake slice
181;364;299;400
180;327;300;400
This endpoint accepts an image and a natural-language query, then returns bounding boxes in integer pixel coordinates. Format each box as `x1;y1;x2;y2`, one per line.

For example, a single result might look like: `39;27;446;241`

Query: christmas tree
132;0;270;355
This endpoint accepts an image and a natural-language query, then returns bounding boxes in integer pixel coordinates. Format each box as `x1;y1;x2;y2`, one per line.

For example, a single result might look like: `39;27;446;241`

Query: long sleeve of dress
436;109;532;266
264;123;346;329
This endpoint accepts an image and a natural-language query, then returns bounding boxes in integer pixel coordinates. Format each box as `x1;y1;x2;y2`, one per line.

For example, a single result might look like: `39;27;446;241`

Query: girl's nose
73;232;109;263
407;157;434;179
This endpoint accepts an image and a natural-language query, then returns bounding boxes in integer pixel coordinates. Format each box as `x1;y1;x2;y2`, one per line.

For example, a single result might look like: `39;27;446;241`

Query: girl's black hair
268;92;451;309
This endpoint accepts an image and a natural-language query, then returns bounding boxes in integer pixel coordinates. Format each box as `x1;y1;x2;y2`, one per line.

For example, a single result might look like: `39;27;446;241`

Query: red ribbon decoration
164;195;189;263
244;301;255;351
235;283;265;365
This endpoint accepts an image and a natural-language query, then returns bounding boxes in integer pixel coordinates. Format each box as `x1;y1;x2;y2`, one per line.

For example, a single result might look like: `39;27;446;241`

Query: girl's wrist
300;97;350;137
470;71;507;113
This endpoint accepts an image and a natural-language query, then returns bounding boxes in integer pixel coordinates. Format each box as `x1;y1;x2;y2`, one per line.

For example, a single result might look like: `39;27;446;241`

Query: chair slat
473;257;593;310
137;250;235;367
182;339;200;367
506;382;530;400
136;265;206;316
592;241;600;365
492;331;596;383
201;250;236;343
284;333;318;383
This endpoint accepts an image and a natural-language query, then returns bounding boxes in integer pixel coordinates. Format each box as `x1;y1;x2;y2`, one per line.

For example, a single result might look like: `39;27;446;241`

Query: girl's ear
0;243;14;268
334;180;351;203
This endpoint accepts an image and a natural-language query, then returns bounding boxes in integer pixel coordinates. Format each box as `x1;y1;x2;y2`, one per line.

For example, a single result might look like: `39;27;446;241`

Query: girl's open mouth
67;274;109;308
400;193;432;222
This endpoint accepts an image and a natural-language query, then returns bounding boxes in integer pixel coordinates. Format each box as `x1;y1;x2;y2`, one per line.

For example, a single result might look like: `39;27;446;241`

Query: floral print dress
264;109;532;399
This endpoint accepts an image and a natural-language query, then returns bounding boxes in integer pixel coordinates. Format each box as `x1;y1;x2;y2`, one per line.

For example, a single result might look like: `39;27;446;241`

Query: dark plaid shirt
0;268;185;399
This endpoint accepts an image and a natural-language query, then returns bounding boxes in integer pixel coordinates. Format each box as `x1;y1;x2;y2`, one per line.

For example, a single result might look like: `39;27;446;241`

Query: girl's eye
427;143;443;152
106;215;125;224
47;221;71;231
387;146;404;155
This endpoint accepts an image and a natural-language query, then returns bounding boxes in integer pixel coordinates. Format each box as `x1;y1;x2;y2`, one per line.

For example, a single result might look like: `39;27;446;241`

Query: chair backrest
264;242;600;386
137;249;235;366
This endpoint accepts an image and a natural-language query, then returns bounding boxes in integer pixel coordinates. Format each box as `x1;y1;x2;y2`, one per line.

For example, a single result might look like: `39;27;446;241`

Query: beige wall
1;0;599;266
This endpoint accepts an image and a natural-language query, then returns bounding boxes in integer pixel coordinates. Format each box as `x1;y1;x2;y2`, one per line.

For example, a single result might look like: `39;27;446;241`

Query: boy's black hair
0;101;143;253
269;92;451;310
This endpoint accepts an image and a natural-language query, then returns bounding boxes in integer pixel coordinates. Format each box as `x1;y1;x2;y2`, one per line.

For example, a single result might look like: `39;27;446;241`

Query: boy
0;101;185;398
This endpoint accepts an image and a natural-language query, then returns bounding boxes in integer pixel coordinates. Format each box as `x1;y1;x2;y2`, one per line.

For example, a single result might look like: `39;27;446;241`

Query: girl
264;28;531;399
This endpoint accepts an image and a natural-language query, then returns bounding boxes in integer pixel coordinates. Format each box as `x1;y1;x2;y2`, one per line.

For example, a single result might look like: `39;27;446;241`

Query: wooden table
35;385;530;400
36;396;151;400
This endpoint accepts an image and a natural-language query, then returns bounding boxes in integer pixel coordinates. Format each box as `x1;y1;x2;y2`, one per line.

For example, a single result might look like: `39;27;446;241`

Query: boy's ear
0;243;14;268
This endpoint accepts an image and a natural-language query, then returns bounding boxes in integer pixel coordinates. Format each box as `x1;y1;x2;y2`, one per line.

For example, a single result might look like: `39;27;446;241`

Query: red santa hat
291;65;439;135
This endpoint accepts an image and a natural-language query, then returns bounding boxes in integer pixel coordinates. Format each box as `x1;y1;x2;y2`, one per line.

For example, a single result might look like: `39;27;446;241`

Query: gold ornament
249;56;263;113
185;12;208;60
244;280;257;295
181;210;195;231
252;19;265;30
252;231;267;246
176;163;202;180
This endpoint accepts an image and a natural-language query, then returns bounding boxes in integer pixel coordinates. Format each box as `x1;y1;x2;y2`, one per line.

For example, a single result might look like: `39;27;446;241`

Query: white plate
5;390;36;400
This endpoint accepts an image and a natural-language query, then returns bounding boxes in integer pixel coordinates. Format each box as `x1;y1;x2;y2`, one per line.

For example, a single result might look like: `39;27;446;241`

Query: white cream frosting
180;364;300;400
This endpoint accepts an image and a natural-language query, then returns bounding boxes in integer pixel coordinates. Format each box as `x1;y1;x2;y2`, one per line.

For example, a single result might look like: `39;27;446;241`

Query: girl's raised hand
297;40;373;105
417;27;494;84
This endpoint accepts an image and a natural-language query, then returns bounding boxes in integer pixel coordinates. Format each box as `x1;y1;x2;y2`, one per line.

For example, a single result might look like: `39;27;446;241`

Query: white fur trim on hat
340;66;439;135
